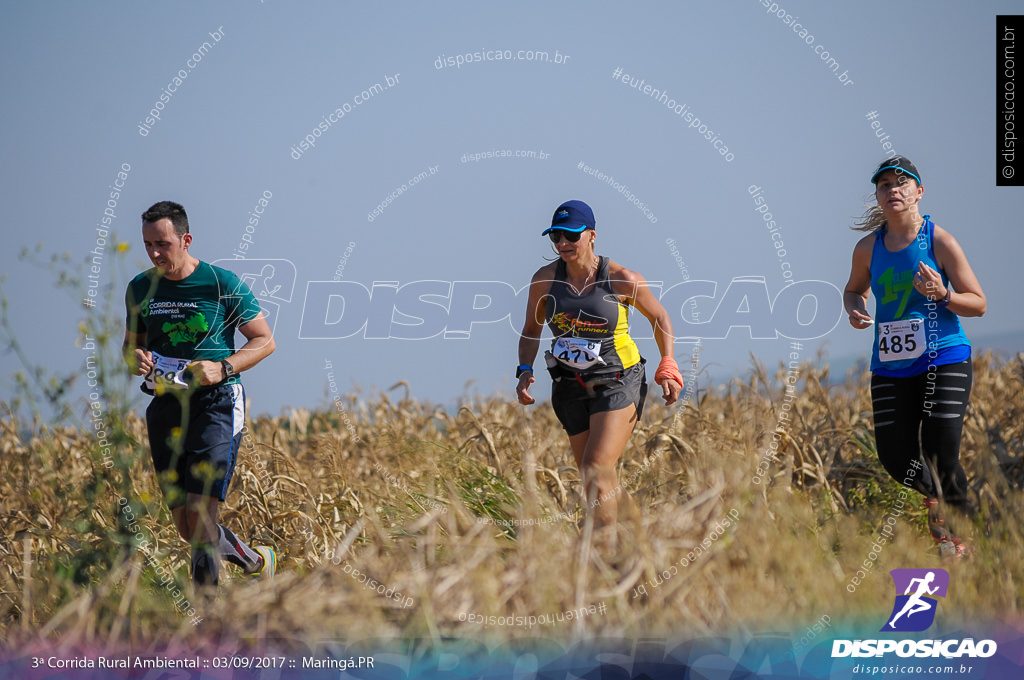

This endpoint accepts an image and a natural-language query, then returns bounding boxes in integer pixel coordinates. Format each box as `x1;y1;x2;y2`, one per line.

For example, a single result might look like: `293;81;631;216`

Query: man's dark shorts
146;383;245;508
550;359;648;436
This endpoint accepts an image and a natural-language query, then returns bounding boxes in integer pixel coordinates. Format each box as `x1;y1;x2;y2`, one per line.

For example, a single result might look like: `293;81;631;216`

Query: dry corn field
1;353;1022;652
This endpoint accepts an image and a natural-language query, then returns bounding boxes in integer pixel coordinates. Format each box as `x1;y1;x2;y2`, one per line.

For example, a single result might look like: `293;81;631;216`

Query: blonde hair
852;175;922;233
852;199;887;233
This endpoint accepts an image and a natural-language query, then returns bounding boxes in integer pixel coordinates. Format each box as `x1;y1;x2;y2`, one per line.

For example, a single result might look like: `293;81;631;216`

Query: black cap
871;156;922;186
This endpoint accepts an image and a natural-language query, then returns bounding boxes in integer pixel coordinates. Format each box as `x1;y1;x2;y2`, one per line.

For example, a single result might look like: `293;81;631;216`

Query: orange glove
654;356;684;389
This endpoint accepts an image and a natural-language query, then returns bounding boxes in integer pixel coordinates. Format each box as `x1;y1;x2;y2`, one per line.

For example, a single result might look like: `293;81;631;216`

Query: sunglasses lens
548;230;583;243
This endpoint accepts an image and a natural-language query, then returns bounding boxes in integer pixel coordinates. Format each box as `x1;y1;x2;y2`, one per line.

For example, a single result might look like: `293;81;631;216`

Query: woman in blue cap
516;200;683;535
843;157;986;558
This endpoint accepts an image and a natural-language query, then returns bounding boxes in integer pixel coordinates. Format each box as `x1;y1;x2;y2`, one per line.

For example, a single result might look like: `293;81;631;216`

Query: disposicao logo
832;568;997;659
882;568;948;632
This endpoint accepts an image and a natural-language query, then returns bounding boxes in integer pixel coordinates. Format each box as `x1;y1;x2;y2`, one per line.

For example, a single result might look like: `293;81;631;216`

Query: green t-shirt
125;261;262;391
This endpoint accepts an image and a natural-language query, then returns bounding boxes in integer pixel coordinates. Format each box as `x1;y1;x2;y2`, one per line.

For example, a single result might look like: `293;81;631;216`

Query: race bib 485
878;319;926;362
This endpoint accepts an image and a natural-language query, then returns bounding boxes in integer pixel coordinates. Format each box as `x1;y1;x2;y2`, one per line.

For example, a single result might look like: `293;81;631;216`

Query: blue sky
2;1;1021;417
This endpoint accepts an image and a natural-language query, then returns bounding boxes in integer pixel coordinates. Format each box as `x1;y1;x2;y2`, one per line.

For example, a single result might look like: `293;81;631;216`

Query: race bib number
553;337;606;370
144;352;191;390
878;319;926;362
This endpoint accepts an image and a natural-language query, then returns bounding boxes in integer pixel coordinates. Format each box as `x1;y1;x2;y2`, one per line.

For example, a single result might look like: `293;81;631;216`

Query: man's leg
153;388;268;589
172;496;264;578
187;384;271;579
187;493;222;588
171;506;194;543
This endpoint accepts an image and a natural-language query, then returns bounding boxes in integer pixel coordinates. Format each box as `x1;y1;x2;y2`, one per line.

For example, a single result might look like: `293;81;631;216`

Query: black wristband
516;365;533;378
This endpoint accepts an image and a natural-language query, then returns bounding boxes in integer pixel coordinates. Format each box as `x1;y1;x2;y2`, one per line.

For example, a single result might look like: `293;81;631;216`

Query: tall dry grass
1;353;1021;652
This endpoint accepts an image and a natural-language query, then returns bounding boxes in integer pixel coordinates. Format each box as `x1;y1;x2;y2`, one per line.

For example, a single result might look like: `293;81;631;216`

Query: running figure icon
888;571;939;628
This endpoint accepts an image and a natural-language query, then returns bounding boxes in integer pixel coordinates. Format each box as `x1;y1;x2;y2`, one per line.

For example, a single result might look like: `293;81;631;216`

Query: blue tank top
869;216;970;376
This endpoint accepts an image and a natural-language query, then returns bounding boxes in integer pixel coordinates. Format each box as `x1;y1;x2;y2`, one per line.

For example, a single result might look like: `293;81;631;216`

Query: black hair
141;201;189;236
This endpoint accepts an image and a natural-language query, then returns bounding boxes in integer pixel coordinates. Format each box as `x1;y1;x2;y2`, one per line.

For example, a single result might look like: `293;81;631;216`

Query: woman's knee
580;460;617;485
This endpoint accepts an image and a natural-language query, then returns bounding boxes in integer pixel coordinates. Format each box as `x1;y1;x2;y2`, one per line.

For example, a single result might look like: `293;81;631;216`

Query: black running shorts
550;359;648;436
146;383;245;508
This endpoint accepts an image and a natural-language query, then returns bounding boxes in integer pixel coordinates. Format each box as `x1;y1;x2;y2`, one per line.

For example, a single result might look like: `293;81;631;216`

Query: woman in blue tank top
515;200;684;541
843;157;986;558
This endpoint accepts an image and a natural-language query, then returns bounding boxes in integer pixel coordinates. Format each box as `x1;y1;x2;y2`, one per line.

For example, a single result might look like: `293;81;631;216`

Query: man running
124;201;277;590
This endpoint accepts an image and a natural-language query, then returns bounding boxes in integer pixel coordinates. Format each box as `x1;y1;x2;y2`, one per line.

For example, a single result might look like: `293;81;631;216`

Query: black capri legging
870;359;973;511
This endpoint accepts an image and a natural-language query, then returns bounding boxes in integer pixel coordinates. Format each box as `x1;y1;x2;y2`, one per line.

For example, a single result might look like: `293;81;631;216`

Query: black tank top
543;256;641;372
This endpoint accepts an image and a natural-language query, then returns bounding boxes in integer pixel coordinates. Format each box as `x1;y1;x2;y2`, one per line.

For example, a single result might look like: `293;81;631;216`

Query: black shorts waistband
545;352;643;390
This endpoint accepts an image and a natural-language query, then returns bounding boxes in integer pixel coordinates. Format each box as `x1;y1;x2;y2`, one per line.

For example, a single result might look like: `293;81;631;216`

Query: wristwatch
221;359;235;380
516;364;533;379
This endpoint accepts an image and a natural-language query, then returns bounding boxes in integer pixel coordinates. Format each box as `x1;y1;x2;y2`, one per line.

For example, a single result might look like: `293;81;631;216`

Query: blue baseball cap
541;200;595;235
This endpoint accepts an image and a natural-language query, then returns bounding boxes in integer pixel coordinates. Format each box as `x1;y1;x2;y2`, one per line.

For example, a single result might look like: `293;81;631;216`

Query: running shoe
950;537;974;560
923;498;952;543
924;498;974;559
938;539;958;560
253;546;277;580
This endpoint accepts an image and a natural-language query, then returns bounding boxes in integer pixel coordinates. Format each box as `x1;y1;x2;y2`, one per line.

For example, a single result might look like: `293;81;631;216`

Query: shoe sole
255;546;277;579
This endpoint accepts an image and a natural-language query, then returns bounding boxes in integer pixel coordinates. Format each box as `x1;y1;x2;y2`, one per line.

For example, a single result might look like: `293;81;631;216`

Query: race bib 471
553;337;606;370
